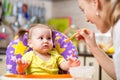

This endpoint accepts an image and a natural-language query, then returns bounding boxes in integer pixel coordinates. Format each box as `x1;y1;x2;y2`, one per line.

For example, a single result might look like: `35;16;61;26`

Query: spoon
64;28;87;42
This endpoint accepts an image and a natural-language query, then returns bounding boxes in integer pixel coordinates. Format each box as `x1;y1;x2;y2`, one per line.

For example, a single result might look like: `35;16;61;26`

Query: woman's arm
90;46;116;80
75;29;116;80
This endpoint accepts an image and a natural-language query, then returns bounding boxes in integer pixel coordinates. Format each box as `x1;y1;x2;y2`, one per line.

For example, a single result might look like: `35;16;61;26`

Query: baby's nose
43;38;48;42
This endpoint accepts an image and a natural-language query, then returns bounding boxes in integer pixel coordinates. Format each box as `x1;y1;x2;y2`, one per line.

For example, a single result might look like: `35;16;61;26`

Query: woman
76;0;120;80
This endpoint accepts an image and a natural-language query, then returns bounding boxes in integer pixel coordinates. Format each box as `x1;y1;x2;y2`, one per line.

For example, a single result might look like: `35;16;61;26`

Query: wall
52;0;98;32
5;0;98;32
3;0;53;21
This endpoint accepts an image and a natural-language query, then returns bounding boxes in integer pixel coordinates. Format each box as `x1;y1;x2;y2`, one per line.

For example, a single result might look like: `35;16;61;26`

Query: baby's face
29;27;53;54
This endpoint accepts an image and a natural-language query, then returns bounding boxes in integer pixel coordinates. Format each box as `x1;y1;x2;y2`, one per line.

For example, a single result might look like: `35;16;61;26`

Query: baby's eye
47;37;51;40
39;37;43;40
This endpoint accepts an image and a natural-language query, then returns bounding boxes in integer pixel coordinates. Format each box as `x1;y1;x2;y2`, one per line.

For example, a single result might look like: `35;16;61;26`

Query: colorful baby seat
6;30;78;74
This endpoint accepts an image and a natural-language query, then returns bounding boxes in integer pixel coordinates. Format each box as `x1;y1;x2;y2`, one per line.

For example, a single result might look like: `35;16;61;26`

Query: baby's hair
28;24;52;39
17;28;28;38
17;24;53;39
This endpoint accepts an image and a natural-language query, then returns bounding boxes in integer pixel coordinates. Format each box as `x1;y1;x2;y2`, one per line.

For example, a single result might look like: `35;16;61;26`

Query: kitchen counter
0;74;94;80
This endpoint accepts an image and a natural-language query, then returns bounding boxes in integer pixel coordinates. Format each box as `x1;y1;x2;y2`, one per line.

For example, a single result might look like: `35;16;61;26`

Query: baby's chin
41;49;51;54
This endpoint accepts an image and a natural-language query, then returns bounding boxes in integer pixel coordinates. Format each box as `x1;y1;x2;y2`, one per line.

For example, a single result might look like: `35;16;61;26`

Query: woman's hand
75;29;98;50
16;58;30;74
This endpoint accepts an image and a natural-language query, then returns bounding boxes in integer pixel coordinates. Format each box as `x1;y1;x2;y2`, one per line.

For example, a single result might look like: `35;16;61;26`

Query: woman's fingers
80;29;89;37
75;29;89;41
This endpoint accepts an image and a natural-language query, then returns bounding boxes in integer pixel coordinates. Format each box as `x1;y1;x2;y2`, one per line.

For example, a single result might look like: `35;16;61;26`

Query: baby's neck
34;51;51;61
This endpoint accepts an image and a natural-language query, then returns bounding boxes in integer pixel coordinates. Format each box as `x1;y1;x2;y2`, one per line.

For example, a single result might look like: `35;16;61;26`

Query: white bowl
69;66;95;79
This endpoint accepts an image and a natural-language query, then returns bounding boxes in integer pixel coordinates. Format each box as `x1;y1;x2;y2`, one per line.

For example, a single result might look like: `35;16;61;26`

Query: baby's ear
28;39;32;48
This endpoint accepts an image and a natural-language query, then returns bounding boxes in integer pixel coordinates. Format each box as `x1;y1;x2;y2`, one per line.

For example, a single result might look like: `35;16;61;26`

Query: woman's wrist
89;45;102;55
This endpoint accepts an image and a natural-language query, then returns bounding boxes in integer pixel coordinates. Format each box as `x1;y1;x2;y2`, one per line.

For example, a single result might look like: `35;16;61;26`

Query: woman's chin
100;29;109;33
97;26;109;33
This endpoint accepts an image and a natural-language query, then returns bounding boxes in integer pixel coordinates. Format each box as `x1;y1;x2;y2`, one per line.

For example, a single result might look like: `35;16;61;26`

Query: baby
16;24;80;75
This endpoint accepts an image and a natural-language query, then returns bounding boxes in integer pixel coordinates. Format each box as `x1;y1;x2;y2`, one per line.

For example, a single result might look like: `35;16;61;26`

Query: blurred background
0;0;113;80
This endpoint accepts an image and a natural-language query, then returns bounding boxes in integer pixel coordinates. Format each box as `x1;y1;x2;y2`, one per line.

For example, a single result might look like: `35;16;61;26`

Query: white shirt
113;19;120;80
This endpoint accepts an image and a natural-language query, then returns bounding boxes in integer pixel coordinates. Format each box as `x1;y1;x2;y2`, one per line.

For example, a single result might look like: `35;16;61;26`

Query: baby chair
6;30;78;74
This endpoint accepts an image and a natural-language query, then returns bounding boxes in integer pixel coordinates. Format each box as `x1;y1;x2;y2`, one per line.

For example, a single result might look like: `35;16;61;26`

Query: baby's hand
16;58;30;74
67;57;80;67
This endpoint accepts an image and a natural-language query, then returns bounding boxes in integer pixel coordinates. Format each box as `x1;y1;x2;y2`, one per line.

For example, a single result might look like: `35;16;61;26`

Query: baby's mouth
43;44;49;48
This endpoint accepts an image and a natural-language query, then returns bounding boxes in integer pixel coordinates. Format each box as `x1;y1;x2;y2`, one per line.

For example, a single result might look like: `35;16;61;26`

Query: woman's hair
109;0;120;26
85;0;120;26
17;24;52;39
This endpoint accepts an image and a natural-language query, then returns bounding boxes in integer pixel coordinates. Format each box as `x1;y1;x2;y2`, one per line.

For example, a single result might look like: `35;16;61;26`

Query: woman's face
78;0;111;33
